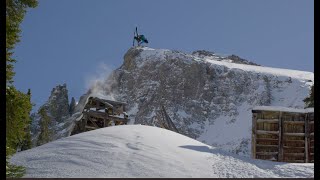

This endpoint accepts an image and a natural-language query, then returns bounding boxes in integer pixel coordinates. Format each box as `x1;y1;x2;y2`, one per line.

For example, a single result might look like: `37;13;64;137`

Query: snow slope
10;125;314;178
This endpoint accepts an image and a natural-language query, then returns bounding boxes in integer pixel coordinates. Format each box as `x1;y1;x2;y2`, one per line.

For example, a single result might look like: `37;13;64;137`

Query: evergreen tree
20;124;33;151
19;89;33;151
6;86;32;150
6;0;38;177
6;0;38;84
303;84;314;108
36;107;53;146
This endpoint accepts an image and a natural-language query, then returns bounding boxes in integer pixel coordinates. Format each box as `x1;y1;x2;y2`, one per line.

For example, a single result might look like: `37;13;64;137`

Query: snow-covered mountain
10;125;314;178
30;47;313;157
81;46;313;156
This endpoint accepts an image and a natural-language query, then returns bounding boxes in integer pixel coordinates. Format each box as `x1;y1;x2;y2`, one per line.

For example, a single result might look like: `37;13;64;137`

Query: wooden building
252;106;314;163
71;97;129;135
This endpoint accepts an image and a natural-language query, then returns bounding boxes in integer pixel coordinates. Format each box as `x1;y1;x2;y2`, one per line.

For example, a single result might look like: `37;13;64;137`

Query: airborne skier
133;27;149;46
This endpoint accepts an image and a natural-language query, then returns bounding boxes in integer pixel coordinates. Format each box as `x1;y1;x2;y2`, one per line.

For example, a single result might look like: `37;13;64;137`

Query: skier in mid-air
133;27;148;46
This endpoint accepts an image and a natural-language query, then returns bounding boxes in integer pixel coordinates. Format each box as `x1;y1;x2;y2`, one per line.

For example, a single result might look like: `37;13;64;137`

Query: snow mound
11;125;314;178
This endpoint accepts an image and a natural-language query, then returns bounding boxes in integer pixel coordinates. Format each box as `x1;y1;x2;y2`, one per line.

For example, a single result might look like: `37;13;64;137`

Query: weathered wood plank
256;119;279;123
283;140;305;143
256;138;279;142
256;144;278;148
278;111;283;162
284;153;305;157
252;113;257;159
88;118;99;128
283;121;305;125
257;130;279;135
283;133;305;137
310;132;314;136
85;125;98;130
84;110;127;123
107;115;128;122
283;146;305;149
256;152;278;155
304;113;308;162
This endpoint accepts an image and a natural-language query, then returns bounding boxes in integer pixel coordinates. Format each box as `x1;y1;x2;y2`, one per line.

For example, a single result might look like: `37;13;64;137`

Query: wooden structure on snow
71;97;129;135
251;106;314;163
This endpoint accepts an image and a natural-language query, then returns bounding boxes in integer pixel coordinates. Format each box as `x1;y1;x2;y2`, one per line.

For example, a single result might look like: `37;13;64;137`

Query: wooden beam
305;113;309;163
283;140;305;143
256;152;278;155
283;133;305;137
256;119;279;123
84;110;108;119
256;144;278;148
85;125;98;130
256;130;279;135
252;113;257;159
256;138;279;142
283;121;305;125
278;111;283;162
283;146;305;149
284;153;305;157
88;118;99;128
107;115;128;123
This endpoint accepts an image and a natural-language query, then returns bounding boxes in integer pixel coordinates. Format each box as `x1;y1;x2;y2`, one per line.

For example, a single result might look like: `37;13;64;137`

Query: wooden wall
252;110;314;163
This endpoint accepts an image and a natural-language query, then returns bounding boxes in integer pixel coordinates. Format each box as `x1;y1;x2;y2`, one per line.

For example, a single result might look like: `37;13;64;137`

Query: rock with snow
10;125;314;178
30;84;73;146
32;47;313;157
226;54;260;66
80;46;313;156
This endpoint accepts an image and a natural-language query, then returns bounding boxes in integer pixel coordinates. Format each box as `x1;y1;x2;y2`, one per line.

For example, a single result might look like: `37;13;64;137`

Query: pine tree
20;124;32;151
303;84;314;108
6;86;33;150
6;0;38;84
36;107;53;146
6;0;38;177
6;0;38;149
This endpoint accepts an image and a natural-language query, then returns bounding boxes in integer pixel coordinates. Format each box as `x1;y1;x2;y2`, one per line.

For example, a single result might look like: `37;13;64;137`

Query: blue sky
13;0;314;111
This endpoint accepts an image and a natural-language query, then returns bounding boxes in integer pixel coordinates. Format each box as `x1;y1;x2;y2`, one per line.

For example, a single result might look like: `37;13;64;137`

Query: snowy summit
11;125;314;178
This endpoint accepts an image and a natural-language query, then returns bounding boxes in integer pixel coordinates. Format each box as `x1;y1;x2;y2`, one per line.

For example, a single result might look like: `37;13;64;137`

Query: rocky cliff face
30;84;76;146
82;47;313;156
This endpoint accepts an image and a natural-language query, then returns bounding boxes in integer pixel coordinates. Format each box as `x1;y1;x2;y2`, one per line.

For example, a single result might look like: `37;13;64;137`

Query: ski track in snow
10;125;313;178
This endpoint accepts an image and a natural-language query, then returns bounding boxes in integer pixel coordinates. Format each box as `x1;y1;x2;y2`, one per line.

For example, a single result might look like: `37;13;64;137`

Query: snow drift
10;125;314;178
